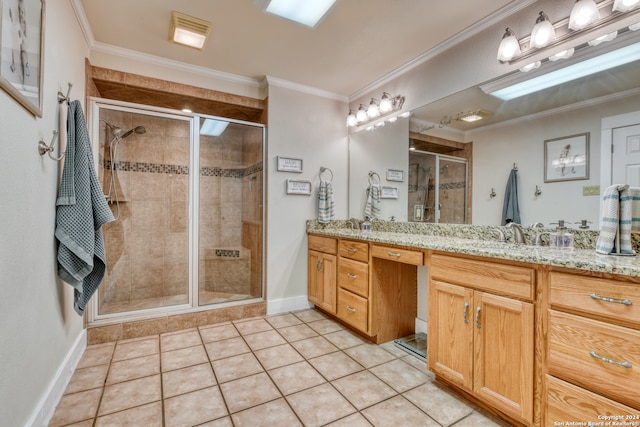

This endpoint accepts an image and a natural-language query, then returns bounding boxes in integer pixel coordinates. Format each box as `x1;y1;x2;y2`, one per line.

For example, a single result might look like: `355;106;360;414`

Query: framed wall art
544;133;589;182
286;179;312;195
277;156;303;173
0;0;45;117
386;168;404;182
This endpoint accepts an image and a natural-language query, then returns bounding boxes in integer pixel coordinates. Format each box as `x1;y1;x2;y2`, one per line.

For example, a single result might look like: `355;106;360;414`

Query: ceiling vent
169;11;212;50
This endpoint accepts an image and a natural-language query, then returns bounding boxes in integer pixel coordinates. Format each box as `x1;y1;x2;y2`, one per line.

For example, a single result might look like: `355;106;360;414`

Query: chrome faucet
507;222;526;244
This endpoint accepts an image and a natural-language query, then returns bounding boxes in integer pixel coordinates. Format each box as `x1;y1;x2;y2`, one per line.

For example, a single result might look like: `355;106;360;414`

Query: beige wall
0;0;90;425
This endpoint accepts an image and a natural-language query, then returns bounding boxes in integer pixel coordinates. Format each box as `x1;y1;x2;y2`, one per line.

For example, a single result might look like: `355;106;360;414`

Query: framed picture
380;186;399;199
277;156;303;173
386;168;404;182
286;179;312;195
0;0;45;117
544;133;589;183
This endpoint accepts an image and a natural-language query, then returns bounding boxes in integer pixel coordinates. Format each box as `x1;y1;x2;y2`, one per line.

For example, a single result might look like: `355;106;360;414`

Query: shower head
120;126;146;139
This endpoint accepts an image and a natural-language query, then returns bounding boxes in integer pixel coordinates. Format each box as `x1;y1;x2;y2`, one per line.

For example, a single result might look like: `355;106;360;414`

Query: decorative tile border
102;158;262;178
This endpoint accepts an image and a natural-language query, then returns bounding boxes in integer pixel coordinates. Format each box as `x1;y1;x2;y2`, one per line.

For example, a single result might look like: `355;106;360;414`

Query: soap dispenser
361;218;371;235
549;220;574;249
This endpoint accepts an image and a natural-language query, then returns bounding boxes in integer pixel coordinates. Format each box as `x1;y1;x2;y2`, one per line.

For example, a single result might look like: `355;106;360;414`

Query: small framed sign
386;169;404;182
380;186;399;199
277;156;303;173
286;179;312;195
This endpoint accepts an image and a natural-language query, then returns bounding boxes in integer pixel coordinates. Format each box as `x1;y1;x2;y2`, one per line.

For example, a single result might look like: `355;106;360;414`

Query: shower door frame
86;98;266;325
409;150;468;224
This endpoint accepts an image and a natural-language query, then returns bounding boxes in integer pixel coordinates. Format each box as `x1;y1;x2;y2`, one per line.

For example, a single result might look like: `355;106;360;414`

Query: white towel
596;184;639;255
318;180;334;224
364;184;381;219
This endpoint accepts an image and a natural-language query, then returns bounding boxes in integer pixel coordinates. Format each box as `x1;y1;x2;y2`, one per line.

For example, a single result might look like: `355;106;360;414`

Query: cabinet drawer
308;235;337;255
548;310;640;409
431;254;534;300
338;258;369;298
550;271;640;328
546;375;640;423
337;288;368;333
339;240;369;263
371;245;423;265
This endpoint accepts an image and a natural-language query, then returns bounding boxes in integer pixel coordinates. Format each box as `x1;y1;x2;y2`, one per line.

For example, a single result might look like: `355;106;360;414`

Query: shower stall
89;99;264;322
408;151;468;223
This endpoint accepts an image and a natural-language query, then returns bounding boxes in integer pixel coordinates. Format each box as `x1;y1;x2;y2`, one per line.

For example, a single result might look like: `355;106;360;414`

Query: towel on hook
595;184;640;255
318;180;334;223
501;168;521;225
364;184;381;219
55;100;115;315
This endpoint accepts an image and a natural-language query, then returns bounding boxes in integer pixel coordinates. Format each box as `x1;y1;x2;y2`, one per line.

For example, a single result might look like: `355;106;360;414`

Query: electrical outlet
583;185;600;196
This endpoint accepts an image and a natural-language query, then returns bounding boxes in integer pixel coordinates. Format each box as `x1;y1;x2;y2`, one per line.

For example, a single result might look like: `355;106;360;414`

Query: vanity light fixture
253;0;336;28
169;11;212;50
347;93;405;130
569;0;601;30
530;12;557;48
497;0;640;73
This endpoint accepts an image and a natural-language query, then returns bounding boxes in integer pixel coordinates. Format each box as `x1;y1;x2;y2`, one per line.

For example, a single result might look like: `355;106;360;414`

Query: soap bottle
361;218;371;235
549;220;574;249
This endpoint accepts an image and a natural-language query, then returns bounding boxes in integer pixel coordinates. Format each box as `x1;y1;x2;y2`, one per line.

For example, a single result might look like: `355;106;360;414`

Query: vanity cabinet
428;253;535;425
307;235;337;314
545;270;640;423
337;239;370;333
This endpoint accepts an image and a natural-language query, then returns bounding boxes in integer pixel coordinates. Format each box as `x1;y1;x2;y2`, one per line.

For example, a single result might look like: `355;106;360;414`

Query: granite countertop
307;221;640;278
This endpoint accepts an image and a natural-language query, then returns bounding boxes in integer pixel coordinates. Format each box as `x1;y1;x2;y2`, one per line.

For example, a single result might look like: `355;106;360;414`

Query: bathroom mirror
348;32;640;227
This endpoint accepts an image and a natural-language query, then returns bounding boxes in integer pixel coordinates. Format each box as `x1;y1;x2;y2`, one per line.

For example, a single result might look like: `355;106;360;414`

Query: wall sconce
496;0;640;68
169;11;212;50
347;93;405;130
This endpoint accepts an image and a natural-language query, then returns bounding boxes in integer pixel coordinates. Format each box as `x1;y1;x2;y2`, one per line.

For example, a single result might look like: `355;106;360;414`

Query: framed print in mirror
544;133;589;183
0;0;45;117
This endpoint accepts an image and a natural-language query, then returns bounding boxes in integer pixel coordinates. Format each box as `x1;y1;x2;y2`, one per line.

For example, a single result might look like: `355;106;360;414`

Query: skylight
256;0;336;28
200;119;229;137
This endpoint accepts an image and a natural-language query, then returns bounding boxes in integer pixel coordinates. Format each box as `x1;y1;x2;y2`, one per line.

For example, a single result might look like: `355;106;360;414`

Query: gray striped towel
55;100;115;314
595;184;639;255
364;184;381;219
318;180;334;223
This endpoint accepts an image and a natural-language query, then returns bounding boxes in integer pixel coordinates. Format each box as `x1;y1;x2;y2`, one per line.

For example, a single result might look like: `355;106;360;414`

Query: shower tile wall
99;111;191;314
438;161;467;224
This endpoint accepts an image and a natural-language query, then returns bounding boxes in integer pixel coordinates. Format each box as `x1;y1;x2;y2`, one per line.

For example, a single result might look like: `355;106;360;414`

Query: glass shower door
198;118;264;306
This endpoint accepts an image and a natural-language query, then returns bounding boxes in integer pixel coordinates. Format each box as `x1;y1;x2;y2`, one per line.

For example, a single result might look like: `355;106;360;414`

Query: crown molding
350;0;538;100
265;76;349;102
70;0;95;47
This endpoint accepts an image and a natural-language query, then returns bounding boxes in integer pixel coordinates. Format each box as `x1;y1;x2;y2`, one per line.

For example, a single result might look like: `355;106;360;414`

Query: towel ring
368;171;380;185
320;166;333;183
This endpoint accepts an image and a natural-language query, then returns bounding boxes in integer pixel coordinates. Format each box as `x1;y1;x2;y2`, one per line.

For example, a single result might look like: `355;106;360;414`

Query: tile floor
49;309;511;427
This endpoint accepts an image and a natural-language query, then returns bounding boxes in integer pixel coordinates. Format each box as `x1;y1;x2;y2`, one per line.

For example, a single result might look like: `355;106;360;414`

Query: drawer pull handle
347;247;357;253
589;351;632;369
388;252;401;258
346;306;356;313
463;302;470;324
347;273;357;279
590;293;632;306
475;306;481;329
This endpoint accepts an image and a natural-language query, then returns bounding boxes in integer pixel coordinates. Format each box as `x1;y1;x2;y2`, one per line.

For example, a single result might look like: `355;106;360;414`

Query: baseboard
415;317;427;335
27;329;87;427
267;295;312;316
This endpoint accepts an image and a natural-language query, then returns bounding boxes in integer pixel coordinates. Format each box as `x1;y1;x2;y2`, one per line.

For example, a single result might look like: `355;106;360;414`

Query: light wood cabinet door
474;292;534;424
428;280;474;391
308;250;337;314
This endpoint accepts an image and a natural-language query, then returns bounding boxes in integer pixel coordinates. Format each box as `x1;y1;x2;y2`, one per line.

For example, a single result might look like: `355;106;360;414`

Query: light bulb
497;28;521;62
356;105;368;123
530;12;556;48
613;0;640;12
569;0;600;30
367;98;380;119
346;110;357;127
379;93;393;113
